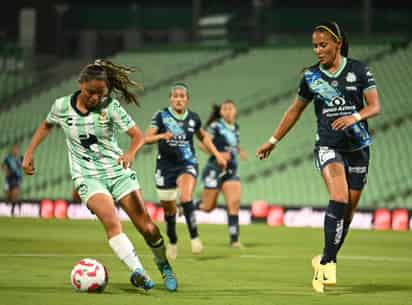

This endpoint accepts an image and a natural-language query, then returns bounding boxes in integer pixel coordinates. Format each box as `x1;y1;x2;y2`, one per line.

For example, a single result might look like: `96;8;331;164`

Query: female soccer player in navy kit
198;100;247;247
145;83;227;260
256;22;381;293
22;59;177;292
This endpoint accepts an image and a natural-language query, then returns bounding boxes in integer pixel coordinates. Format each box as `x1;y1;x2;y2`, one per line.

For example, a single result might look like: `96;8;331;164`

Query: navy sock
228;214;239;243
336;204;352;254
182;201;199;239
321;200;346;264
164;214;178;244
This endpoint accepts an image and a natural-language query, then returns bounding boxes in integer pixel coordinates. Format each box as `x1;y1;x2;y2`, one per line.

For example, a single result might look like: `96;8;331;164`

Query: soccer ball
70;258;108;292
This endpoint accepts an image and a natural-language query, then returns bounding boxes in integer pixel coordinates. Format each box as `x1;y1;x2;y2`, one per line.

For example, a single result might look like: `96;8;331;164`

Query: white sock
109;233;143;272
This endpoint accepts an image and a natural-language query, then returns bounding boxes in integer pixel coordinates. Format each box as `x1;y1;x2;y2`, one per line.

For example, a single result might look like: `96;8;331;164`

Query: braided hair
79;59;142;106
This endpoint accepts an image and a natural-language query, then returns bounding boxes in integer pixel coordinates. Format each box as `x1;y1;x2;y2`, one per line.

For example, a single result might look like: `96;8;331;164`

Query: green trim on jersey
168;106;188;120
320;56;347;78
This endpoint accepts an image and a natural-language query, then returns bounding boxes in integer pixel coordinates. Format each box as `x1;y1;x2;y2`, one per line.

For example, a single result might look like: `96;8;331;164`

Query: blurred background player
145;82;227;260
198;100;247;247
256;21;381;293
2;144;23;215
21;59;177;292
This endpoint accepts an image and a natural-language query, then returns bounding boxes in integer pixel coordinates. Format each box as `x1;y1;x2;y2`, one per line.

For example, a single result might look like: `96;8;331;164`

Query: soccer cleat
312;255;337;293
157;262;178;292
130;268;155;291
167;243;178;260
230;241;244;249
191;237;203;254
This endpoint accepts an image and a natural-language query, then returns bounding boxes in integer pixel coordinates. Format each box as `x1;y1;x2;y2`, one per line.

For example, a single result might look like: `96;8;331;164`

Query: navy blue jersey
207;119;239;169
3;154;23;180
298;57;376;151
150;107;202;166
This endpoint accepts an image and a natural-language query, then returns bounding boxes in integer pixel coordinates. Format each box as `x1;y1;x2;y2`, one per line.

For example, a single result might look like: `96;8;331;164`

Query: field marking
0;253;411;262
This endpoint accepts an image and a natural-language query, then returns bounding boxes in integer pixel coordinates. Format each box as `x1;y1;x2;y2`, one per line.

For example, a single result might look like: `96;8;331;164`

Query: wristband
269;136;278;145
353;112;362;122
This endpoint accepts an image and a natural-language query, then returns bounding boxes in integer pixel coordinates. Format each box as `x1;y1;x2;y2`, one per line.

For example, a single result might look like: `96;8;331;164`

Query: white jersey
46;91;135;180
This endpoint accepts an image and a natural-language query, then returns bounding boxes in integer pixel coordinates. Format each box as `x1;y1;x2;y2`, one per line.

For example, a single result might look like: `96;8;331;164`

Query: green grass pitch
0;217;411;305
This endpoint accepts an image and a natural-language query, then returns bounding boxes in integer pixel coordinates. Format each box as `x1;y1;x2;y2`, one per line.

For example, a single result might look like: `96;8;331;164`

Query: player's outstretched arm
144;127;173;144
196;129;227;169
256;99;308;160
117;125;145;169
23;121;54;175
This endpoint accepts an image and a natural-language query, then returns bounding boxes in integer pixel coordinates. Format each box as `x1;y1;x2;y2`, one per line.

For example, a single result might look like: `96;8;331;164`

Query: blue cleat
130;268;155;291
157;262;178;292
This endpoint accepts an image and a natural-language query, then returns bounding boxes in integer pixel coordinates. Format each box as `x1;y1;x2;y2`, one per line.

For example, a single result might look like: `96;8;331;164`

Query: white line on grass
0;253;411;262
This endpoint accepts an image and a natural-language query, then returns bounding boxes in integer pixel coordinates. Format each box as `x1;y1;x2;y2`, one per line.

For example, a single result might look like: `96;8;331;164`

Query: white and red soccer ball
70;258;108;292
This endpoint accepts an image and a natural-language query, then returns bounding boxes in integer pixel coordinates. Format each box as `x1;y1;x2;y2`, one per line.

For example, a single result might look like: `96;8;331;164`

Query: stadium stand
2;42;411;209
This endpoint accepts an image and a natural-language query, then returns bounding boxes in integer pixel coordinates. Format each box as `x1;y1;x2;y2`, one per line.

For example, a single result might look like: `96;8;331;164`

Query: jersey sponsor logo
186;165;197;176
331;96;346;106
331;80;339;87
318;147;336;166
77;183;88;197
79;134;99;150
345;86;357;91
345;72;357;83
155;169;165;187
99;110;108;123
348;166;367;174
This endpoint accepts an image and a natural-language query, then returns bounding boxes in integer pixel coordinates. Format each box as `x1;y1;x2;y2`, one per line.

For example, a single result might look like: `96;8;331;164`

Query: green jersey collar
320;56;347;78
168;106;188;120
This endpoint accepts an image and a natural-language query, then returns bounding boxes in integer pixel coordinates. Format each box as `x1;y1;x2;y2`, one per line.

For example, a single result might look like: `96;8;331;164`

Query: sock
228;214;239;243
109;233;143;272
147;237;168;265
194;199;202;209
164;214;178;244
182;201;199;239
336;221;351;254
320;200;346;265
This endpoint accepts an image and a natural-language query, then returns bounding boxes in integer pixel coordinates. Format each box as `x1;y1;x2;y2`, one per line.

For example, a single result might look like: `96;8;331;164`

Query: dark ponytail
205;99;236;127
79;59;142;106
206;104;221;127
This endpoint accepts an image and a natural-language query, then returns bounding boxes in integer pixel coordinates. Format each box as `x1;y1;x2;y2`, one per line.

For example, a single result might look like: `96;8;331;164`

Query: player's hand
215;153;228;169
220;152;232;161
256;142;276;160
22;152;35;175
239;150;248;161
161;132;174;141
117;152;135;169
331;115;357;130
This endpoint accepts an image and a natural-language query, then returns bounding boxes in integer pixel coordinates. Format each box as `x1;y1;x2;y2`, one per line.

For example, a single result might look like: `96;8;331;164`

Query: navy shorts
201;162;240;189
4;176;22;191
314;146;370;190
155;161;198;189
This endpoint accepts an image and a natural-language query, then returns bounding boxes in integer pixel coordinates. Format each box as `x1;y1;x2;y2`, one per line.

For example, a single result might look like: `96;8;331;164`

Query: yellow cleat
191;237;203;254
166;243;177;260
311;255;337;293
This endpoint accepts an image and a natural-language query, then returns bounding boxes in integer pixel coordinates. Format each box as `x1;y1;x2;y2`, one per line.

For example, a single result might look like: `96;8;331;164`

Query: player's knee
140;220;159;239
179;194;192;203
201;203;215;213
330;194;349;204
162;202;177;216
105;220;122;238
